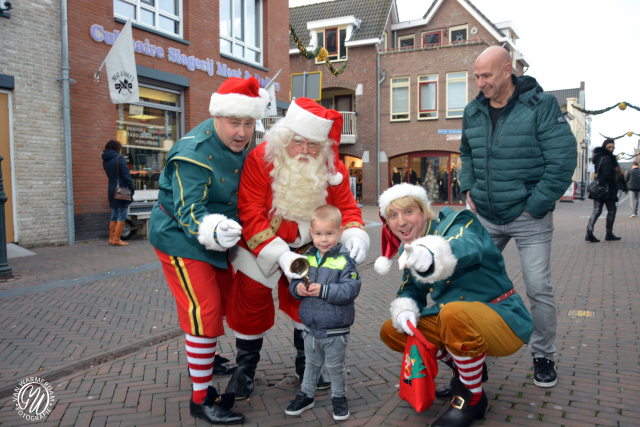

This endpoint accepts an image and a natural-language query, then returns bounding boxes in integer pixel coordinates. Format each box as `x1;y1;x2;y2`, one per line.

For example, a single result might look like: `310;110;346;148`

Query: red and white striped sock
186;334;217;404
449;351;486;406
436;349;453;364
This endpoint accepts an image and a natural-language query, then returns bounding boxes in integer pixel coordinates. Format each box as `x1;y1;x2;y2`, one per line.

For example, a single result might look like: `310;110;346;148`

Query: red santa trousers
226;270;302;336
155;248;234;338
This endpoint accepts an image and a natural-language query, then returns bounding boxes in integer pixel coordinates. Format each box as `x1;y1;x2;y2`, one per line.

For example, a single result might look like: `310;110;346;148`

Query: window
398;34;415;49
114;0;182;37
117;85;183;191
422;30;441;46
391;77;410;121
220;0;262;65
418;75;437;119
446;72;467;118
449;25;468;43
316;28;347;62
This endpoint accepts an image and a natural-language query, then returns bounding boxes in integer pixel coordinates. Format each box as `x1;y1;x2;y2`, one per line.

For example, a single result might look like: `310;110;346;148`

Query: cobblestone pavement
1;199;639;426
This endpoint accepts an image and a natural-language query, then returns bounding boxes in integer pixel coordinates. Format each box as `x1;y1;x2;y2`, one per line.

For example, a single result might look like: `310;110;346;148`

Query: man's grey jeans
477;211;556;360
301;332;349;398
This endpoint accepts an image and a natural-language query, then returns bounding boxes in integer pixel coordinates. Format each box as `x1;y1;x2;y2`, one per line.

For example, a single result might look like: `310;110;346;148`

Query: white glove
344;237;367;264
397;310;417;336
214;220;243;249
277;251;307;280
398;244;433;272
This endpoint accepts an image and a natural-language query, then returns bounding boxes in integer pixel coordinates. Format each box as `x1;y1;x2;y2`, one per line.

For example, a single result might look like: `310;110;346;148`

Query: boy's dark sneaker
533;357;557;387
332;396;350;421
285;393;314;416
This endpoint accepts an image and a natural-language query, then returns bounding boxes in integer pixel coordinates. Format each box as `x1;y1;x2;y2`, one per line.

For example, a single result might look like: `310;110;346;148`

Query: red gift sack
398;323;438;412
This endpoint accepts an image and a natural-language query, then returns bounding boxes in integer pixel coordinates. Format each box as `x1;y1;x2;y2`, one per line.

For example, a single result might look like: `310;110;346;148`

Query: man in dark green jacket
149;76;268;425
459;46;577;389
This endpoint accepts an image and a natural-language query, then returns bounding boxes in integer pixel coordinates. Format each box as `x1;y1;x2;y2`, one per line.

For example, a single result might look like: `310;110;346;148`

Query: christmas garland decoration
290;24;347;77
572;102;640;115
599;131;640;141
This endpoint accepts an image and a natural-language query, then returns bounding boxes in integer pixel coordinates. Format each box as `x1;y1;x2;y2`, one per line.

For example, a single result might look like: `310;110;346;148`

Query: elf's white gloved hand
344;237;367;264
215;220;243;249
398;244;433;272
397;310;417;336
277;251;306;280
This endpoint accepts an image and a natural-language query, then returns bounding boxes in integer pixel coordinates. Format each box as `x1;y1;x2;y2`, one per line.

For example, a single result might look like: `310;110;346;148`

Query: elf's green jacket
149;119;247;268
459;75;577;224
390;207;533;343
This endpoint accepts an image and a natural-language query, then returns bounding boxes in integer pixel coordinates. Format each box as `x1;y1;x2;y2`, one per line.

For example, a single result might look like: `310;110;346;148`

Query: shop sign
438;129;462;134
124;125;162;148
90;24;280;91
446;135;462;140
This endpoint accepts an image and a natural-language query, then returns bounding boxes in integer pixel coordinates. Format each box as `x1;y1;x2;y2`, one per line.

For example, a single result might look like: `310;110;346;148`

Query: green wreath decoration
290;24;347;77
572;101;640;115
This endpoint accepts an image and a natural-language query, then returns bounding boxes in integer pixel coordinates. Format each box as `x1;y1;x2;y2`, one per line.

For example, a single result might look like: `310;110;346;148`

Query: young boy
285;205;361;421
375;184;533;427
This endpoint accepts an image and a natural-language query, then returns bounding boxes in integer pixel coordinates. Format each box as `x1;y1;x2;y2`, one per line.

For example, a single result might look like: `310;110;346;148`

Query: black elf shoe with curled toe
432;378;487;427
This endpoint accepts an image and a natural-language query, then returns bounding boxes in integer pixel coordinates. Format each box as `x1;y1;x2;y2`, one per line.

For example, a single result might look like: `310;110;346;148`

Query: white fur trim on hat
390;297;420;333
328;172;343;186
378;183;431;219
281;100;333;142
411;235;457;284
209;88;269;120
375;256;393;275
197;214;228;251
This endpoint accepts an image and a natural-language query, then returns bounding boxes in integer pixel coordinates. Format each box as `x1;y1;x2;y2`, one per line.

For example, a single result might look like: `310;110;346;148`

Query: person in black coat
102;140;135;246
586;139;621;242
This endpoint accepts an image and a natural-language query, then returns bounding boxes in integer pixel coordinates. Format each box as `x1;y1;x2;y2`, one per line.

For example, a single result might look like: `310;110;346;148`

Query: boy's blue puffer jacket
289;243;361;338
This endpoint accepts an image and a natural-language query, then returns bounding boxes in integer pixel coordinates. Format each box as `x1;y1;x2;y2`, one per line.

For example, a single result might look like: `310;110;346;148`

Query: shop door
0;93;14;242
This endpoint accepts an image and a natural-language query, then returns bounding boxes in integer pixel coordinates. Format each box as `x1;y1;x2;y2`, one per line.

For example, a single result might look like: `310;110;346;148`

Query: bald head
473;46;515;107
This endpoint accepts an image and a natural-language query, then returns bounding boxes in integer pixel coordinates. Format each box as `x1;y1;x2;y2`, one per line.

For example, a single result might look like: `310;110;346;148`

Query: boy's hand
306;283;321;297
296;282;309;297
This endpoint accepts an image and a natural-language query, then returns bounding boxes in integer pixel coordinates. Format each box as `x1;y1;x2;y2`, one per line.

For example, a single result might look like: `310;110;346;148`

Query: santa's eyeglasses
291;139;320;154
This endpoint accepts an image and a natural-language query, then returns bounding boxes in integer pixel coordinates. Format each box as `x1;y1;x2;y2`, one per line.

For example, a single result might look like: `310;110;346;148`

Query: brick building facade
290;0;529;206
68;0;290;241
0;0;67;246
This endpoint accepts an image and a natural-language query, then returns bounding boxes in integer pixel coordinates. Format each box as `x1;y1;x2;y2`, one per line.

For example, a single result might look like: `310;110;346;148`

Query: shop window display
116;86;181;191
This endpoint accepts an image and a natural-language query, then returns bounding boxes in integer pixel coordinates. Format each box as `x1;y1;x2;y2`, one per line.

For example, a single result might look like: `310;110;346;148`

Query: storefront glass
116;86;182;190
389;151;462;205
343;155;362;203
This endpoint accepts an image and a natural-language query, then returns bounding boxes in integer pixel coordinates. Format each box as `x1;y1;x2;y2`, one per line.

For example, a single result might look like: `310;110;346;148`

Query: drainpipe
376;44;386;198
60;0;75;244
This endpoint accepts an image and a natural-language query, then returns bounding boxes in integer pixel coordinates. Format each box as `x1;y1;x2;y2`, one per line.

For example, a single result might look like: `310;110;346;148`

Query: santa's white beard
270;152;329;222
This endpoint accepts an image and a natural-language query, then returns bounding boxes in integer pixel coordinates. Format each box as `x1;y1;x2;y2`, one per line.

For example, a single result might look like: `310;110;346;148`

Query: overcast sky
289;0;640;156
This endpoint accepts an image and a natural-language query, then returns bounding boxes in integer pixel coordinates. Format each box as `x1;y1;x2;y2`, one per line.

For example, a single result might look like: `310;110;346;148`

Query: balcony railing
254;111;357;145
380;38;486;55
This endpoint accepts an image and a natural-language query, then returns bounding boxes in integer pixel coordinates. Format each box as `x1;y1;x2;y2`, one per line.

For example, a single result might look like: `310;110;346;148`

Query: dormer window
315;27;347;62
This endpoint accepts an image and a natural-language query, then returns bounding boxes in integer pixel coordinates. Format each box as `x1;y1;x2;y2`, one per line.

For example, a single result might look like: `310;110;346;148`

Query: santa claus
225;98;370;399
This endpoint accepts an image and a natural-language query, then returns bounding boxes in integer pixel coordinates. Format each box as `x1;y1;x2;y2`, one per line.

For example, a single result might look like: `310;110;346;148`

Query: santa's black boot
294;329;331;390
432;377;488;427
225;338;263;400
436;361;488;399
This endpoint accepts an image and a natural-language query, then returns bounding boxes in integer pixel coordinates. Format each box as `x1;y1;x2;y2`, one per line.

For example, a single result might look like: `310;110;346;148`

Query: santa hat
209;76;269;120
281;97;344;185
375;183;431;275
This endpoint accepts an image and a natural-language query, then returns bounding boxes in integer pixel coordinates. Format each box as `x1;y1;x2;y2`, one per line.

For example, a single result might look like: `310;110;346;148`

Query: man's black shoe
436;362;488;399
189;386;244;425
285;392;315;416
533;357;557;387
432;378;487;427
332;396;350;421
605;232;621;241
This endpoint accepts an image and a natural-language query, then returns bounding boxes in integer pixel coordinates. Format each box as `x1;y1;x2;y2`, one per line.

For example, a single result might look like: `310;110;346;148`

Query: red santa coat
226;142;368;336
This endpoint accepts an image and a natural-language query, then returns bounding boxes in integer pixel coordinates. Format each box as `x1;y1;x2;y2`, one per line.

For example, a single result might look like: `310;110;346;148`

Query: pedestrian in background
391;167;402;186
625;161;640;217
586;139;622;242
102;140;135;246
615;166;628;207
459;46;577;389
